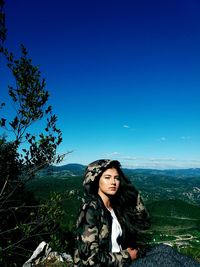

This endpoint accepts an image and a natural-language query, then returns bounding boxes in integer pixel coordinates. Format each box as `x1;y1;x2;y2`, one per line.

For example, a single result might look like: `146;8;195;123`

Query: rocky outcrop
23;241;73;267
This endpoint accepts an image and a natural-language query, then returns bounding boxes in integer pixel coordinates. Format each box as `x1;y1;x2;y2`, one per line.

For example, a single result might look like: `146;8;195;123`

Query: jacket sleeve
134;193;151;230
75;204;131;267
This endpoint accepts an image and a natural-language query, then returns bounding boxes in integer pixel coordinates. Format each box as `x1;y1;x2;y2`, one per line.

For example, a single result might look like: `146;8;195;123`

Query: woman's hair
104;162;142;236
83;159;150;241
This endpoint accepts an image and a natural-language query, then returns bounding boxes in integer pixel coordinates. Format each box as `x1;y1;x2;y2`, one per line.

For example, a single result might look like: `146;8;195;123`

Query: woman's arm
75;204;132;267
134;194;151;230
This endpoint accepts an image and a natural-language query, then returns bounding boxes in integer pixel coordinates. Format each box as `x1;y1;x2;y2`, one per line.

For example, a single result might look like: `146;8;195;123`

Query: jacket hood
83;159;121;198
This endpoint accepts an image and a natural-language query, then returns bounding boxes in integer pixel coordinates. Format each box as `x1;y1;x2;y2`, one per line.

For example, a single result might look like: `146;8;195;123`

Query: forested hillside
27;165;200;262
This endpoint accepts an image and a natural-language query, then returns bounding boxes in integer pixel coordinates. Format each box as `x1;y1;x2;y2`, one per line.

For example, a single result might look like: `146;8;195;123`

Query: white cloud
180;136;191;140
149;157;176;162
123;125;130;129
156;137;167;142
122;156;137;161
105;152;121;157
121;155;200;169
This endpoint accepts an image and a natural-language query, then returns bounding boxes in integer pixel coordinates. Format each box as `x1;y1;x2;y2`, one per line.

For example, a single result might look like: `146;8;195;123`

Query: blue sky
1;0;200;169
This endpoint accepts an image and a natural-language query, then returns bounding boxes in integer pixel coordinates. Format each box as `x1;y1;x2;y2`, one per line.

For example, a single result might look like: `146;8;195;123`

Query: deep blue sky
1;0;200;168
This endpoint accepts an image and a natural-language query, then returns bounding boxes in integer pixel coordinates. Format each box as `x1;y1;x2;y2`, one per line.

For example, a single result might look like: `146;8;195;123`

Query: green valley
27;165;200;261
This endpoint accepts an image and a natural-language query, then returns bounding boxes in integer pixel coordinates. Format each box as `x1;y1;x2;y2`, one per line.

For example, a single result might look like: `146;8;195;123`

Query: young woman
74;159;200;266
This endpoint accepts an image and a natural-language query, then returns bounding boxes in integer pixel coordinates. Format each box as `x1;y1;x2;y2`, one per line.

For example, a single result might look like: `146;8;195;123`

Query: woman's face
98;167;120;197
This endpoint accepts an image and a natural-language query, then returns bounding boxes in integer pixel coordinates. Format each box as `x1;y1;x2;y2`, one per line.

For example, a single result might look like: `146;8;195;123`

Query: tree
1;44;63;172
0;2;67;265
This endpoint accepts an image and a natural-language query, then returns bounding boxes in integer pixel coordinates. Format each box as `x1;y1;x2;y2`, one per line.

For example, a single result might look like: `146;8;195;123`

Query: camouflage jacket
74;159;150;266
74;196;132;267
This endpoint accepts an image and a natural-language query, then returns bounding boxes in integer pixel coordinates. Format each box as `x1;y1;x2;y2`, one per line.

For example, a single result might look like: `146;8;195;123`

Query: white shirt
109;209;122;252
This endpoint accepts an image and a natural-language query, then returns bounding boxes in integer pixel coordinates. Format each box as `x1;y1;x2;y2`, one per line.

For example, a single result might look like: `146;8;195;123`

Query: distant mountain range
52;163;86;175
42;164;200;178
29;163;200;257
38;163;85;177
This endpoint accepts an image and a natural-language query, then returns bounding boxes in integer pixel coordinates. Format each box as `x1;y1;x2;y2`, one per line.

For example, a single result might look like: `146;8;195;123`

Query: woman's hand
127;247;138;261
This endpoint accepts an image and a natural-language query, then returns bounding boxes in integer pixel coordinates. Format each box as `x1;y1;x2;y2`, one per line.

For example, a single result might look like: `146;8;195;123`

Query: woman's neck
98;192;112;210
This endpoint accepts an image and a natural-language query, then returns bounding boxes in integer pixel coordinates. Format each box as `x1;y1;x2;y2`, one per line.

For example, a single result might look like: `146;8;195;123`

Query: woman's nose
111;178;116;184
